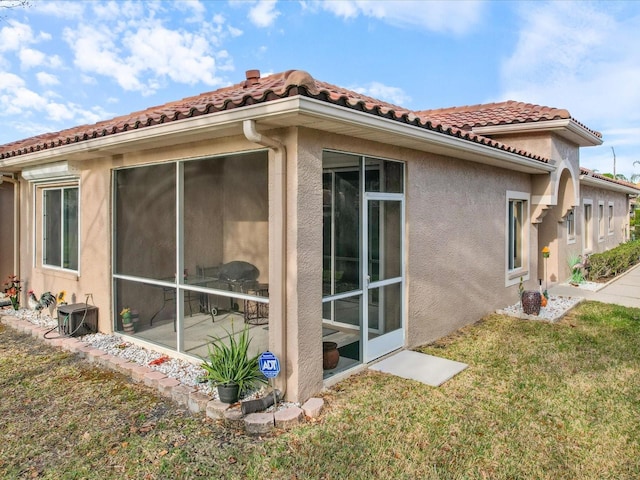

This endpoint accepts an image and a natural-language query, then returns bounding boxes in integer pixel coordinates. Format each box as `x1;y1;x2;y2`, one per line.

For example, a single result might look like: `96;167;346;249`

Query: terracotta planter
123;322;135;334
323;341;339;370
521;290;542;316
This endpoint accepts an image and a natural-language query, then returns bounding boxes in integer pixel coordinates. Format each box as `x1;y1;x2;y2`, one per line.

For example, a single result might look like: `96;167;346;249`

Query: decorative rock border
0;312;325;436
497;295;583;323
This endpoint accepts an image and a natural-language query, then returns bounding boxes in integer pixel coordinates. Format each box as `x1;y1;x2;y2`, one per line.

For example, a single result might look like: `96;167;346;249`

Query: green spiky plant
568;254;586;285
201;323;266;396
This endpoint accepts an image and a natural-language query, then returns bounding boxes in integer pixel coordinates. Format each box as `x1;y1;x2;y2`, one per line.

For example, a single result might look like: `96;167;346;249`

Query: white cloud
61;4;234;95
126;25;222;89
248;0;280;28
350;81;411;107
0;71;113;130
0;74;48;115
36;72;60;86
228;25;243;37
0;72;26;90
500;2;640;178
32;0;86;19
45;102;76;121
501;2;640;123
0;20;36;52
81;74;98;85
173;0;207;22
319;0;483;35
19;48;46;69
18;48;62;70
63;25;143;91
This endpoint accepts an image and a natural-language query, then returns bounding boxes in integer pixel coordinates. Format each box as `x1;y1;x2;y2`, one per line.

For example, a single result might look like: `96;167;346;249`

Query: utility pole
612;146;616;177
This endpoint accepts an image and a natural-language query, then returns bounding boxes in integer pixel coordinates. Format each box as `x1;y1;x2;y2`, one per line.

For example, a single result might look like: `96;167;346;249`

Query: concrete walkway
549;263;640;309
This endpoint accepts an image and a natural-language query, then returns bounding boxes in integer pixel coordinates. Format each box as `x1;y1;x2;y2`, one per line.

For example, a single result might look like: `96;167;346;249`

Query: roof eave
580;174;640;194
0;96;554;175
294;97;553;174
472;118;603;147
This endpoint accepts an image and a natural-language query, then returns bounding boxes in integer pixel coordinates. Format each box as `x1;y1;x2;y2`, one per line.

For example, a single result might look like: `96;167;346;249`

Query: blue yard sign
259;351;280;379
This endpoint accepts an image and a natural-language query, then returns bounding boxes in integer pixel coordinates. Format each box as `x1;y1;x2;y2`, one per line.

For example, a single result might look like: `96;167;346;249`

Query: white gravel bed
1;307;298;408
497;295;582;322
558;281;601;291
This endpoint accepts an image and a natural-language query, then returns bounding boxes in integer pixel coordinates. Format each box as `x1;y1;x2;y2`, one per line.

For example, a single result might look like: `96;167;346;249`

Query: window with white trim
566;208;576;244
42;186;79;271
608;202;614;235
506;191;529;284
583;200;593;252
598;201;605;241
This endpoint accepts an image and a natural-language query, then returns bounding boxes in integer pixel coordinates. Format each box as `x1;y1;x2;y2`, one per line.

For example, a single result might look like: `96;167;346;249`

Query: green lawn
1;302;639;479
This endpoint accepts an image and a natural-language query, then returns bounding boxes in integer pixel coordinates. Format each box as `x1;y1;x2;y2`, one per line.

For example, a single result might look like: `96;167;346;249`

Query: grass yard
1;302;639;479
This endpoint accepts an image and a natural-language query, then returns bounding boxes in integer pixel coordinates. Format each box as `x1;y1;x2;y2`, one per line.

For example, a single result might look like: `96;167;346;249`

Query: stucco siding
0;182;15;280
580;184;630;252
405;154;534;347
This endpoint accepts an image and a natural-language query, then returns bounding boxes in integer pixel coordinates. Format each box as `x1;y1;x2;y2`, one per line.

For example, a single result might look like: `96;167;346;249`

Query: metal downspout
242;119;287;397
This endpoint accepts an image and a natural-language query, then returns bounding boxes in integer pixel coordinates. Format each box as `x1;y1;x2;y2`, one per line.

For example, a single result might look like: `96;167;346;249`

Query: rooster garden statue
27;290;57;316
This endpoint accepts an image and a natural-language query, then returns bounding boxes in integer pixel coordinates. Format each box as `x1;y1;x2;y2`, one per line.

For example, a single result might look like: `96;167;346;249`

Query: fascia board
1;95;553;174
0;100;299;168
473;119;603;147
580;174;640;194
294;97;554;174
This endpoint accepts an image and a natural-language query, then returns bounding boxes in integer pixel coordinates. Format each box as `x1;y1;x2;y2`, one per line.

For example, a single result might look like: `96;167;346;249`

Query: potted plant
201;323;266;404
120;307;134;334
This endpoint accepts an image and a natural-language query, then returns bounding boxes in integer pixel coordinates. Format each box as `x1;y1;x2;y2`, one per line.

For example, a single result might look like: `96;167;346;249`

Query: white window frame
583;199;593;253
598;200;605;241
505;191;530;286
40;184;80;273
608;202;614;235
566;207;576;245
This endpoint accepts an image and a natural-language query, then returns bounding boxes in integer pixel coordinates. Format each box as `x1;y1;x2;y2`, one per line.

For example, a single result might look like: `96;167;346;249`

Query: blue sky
1;0;640;178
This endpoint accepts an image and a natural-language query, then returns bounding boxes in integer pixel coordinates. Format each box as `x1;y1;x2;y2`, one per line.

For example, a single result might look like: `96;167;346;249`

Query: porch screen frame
111;150;270;353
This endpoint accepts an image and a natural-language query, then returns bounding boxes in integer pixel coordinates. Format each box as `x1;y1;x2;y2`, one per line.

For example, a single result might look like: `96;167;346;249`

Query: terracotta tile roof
417;100;602;139
580;167;640;189
0;70;548;164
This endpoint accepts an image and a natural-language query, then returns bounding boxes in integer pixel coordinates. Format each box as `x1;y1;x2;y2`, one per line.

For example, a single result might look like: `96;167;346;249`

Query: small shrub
586;240;640;281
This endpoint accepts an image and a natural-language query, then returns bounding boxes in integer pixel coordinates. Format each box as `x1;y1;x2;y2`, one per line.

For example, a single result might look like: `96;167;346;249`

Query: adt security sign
259;351;280;379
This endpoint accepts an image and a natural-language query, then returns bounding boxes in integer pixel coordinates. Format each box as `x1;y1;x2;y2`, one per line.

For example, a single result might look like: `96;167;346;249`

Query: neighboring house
1;69;638;402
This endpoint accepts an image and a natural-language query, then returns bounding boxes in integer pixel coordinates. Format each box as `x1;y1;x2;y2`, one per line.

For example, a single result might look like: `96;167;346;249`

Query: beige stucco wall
404;151;535;346
283;128;324;402
579;184;630;251
299;128;538;350
0;182;15;280
13;118;634;404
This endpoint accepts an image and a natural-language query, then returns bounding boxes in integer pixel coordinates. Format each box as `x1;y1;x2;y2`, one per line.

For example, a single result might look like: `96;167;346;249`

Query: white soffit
21;161;79;181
